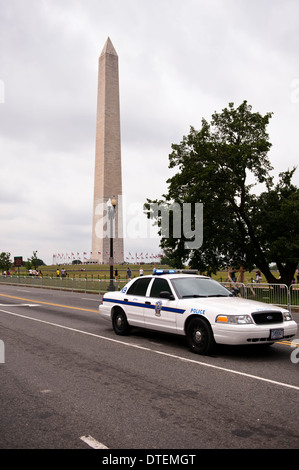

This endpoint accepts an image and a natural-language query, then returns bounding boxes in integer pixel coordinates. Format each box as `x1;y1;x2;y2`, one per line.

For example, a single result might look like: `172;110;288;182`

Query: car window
150;278;172;298
127;277;151;296
170;277;231;298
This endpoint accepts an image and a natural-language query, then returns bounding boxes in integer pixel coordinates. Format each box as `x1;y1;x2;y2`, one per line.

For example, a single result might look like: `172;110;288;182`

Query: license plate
270;328;284;340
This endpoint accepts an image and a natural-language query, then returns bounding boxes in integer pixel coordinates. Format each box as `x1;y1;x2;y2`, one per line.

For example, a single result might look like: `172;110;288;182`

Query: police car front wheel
186;318;215;355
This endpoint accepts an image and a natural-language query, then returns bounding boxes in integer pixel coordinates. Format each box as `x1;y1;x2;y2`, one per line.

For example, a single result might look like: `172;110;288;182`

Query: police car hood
178;296;287;315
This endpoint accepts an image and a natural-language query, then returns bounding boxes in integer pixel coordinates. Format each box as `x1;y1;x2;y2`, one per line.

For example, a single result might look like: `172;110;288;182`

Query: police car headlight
216;315;253;324
283;311;293;321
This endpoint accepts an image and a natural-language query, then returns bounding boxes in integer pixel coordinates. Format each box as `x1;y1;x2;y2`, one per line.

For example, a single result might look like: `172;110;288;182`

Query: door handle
145;301;151;305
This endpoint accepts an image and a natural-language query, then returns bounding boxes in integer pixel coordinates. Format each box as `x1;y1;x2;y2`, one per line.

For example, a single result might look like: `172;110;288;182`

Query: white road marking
1;308;299;392
80;435;108;449
0;304;38;307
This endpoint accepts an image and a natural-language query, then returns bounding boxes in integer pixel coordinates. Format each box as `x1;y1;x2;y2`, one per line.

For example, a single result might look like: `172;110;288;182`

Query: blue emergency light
153;269;197;275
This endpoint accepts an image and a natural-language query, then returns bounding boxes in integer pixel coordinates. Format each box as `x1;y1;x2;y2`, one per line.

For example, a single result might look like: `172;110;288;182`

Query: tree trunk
237;210;278;284
276;261;298;286
256;262;278;284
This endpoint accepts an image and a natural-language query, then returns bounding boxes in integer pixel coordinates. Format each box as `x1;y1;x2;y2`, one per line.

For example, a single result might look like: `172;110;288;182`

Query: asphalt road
0;284;298;450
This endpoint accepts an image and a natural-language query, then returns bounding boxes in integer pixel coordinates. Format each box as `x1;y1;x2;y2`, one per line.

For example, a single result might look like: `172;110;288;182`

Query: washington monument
92;38;124;264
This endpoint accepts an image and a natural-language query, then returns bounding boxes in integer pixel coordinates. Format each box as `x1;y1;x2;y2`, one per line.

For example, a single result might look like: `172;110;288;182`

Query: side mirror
232;287;240;296
160;291;175;300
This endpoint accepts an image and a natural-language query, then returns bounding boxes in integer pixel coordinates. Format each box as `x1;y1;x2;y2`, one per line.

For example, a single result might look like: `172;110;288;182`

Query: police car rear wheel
112;308;131;336
186;318;214;355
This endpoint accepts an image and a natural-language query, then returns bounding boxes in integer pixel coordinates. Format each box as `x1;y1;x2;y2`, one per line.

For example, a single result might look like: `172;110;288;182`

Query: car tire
112;308;131;336
186;317;215;355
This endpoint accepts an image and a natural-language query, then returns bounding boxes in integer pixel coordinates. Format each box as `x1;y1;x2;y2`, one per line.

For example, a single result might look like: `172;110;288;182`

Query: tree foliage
0;252;12;272
145;101;299;285
25;251;45;270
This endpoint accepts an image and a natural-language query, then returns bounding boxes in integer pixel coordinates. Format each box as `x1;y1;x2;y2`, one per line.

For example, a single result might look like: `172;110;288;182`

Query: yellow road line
0;293;99;314
277;340;299;347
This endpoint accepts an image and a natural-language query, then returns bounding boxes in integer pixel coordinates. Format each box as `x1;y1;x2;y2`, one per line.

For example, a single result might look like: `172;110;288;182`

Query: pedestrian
139;267;143;276
126;268;131;280
228;267;237;283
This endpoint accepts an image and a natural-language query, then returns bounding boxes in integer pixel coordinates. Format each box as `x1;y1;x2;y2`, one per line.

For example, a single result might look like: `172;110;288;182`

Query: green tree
25;251;43;270
0;252;12;272
145;101;298;285
251;169;299;285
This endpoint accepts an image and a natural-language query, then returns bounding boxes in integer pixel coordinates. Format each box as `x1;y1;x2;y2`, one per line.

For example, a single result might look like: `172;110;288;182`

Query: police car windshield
171;277;232;298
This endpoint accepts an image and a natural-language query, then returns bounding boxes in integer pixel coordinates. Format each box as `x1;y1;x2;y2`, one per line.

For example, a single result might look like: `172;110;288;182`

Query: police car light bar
153;269;198;275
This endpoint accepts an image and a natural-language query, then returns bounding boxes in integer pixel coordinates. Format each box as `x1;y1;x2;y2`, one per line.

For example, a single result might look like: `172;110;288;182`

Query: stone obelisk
92;37;124;264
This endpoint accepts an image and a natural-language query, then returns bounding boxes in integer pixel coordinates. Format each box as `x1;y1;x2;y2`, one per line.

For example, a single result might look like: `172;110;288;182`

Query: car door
143;277;178;332
123;277;152;326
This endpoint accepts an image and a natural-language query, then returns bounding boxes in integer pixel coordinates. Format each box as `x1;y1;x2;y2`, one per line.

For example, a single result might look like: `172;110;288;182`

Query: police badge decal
155;300;162;317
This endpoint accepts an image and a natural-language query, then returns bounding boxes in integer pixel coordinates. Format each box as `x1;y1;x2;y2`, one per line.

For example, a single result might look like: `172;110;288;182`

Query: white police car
99;270;298;355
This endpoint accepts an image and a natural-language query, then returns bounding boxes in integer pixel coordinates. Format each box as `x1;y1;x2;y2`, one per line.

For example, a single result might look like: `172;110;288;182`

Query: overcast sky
0;0;298;265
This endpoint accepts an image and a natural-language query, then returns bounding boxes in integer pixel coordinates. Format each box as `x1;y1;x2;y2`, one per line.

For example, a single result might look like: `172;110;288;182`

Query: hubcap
116;316;123;328
194;329;202;343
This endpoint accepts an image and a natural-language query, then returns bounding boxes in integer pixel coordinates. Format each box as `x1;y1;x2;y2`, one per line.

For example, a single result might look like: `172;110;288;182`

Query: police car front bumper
213;321;298;345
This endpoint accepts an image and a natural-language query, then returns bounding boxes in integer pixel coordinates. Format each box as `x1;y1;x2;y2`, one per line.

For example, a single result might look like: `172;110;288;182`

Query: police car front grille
251;311;283;325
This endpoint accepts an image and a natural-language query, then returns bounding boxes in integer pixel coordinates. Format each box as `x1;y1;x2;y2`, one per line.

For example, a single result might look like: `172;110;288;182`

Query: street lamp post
107;196;117;291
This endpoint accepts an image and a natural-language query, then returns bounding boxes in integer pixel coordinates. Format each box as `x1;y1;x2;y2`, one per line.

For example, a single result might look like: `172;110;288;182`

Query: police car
99;270;298;355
